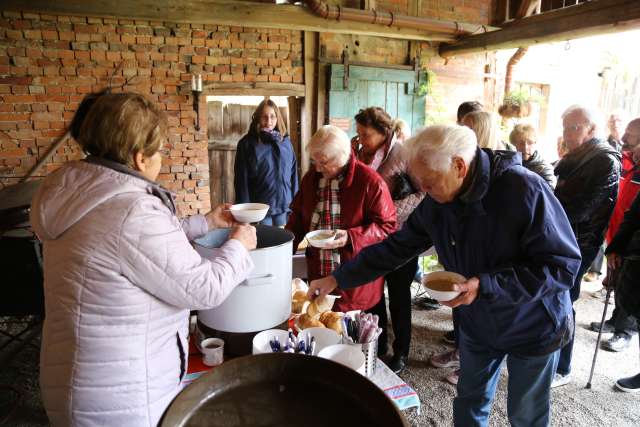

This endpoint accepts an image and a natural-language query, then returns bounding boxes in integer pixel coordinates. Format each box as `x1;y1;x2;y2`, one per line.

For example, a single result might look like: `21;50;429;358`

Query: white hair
561;105;600;129
307;125;351;166
404;125;477;172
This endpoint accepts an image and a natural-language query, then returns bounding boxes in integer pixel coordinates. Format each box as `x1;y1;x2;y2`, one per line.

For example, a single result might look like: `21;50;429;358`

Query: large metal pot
161;353;409;427
194;225;293;333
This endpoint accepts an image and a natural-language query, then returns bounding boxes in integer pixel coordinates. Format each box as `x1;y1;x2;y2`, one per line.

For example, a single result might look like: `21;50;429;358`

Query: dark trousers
557;245;599;376
369;257;418;357
455;329;560;427
613;293;639;336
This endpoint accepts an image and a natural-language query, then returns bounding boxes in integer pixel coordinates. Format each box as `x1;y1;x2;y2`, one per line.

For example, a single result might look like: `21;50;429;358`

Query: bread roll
307;295;334;319
319;311;341;324
291;290;309;314
298;313;324;329
319;311;343;334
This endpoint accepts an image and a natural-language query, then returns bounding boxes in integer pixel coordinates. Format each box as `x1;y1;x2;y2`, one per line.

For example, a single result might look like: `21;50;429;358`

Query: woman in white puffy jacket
30;92;257;427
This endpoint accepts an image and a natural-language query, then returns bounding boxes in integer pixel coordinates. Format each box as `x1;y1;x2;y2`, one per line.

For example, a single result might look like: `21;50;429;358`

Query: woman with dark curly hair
352;107;425;373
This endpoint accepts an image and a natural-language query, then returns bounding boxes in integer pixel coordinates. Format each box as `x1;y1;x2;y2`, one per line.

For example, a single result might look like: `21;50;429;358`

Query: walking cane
586;285;614;389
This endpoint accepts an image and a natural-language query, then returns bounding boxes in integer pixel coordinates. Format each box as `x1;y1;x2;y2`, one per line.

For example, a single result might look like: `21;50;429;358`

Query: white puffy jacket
30;160;253;427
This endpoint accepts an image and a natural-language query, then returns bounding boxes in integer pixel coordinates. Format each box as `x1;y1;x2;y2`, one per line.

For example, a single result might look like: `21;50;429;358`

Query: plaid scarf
310;176;342;276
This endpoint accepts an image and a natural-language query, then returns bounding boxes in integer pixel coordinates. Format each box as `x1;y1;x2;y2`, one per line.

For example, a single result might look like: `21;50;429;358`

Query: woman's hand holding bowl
230;223;257;251
318;229;348;249
205;203;236;229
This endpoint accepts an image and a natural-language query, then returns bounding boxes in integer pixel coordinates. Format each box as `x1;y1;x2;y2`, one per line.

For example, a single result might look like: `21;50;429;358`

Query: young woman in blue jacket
234;99;298;226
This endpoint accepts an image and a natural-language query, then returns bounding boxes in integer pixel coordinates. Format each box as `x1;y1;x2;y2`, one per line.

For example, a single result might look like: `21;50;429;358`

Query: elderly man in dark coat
309;125;581;427
552;105;621;387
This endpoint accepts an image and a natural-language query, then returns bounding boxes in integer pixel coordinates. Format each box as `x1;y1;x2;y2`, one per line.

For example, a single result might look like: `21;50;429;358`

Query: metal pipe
303;0;486;36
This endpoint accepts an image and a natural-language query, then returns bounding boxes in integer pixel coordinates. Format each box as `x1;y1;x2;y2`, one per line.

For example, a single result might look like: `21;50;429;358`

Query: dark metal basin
161;353;409;427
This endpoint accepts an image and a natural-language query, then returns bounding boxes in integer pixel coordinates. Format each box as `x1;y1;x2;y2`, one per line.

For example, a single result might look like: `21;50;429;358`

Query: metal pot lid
161;353;409;427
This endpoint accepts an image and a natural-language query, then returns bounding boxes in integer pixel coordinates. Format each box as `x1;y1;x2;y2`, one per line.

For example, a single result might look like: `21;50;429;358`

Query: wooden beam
181;82;305;96
6;0;458;42
440;0;640;57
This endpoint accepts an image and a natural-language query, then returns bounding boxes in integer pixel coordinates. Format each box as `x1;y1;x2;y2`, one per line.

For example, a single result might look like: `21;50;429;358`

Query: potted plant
498;88;538;119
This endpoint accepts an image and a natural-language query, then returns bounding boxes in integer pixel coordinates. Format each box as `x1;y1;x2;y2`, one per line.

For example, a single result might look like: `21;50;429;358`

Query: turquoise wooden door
328;64;427;138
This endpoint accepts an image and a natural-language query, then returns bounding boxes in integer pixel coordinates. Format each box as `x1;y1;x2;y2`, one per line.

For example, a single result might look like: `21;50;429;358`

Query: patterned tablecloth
183;337;421;414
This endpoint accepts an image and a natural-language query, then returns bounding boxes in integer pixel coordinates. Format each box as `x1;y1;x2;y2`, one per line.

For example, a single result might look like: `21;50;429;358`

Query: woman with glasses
31;92;257;426
509;124;556;188
286;125;396;315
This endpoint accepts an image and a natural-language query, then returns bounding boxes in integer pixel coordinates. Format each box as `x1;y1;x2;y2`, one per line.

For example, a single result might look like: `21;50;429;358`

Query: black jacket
523;150;556;189
554;138;621;250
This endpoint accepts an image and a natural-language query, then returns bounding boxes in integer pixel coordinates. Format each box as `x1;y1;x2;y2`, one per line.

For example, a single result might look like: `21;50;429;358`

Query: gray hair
307;125;351;166
562;104;600;129
404;125;477;173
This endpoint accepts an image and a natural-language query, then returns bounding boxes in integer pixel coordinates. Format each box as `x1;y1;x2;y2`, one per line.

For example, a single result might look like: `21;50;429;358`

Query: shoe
583;271;600;282
590;288;607;299
430;349;460;368
387;354;408;374
615;373;640;392
442;330;456;345
589;320;615;333
551;373;572;388
414;296;441;310
445;369;460;385
603;333;632;352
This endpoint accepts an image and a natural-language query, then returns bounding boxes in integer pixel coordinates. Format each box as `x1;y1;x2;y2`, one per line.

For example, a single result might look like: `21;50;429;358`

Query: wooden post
301;31;319;175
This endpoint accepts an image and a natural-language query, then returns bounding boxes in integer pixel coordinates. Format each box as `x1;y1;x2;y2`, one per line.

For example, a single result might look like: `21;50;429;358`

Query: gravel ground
401;279;640;426
1;279;639;426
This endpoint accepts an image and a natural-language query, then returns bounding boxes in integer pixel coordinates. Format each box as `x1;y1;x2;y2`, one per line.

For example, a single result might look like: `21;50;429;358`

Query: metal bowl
161;353;408;427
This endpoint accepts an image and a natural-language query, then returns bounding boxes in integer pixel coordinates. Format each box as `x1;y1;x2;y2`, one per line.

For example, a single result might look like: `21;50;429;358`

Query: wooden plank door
327;64;427;138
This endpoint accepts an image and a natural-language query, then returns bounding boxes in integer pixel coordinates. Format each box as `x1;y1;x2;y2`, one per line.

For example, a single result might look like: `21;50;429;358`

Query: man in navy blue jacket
309;125;581;427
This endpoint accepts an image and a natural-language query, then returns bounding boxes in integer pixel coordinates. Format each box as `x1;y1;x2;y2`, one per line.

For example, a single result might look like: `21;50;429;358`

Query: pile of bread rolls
291;288;343;334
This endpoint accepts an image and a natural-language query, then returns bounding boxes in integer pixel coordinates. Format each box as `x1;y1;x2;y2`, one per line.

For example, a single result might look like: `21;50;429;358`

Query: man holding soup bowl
309;125;581;427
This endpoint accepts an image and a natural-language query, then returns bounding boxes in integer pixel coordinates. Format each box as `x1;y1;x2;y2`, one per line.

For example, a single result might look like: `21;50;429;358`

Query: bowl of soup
423;271;467;301
305;229;337;248
229;203;269;223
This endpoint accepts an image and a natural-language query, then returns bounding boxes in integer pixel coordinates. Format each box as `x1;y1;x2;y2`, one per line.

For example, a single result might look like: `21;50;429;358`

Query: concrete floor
1;279;639;426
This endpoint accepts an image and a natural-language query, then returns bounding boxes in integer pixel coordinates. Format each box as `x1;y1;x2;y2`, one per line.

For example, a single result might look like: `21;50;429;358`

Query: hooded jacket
554;138;621;250
31;159;253;427
333;148;581;356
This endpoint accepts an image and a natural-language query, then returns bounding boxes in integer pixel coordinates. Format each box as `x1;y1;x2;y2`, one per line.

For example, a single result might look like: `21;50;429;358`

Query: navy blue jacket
234;130;298;216
334;148;581;356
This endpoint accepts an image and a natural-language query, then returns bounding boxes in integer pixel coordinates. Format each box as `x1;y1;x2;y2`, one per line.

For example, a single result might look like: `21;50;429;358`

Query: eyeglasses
564;123;589;132
310;157;336;168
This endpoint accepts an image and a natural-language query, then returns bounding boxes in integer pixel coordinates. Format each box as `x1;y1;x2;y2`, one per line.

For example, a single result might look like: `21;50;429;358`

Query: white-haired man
552;105;621;387
309;125;581;427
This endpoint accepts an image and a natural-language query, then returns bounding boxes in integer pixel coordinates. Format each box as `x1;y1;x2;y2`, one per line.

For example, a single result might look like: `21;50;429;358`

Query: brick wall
0;11;303;216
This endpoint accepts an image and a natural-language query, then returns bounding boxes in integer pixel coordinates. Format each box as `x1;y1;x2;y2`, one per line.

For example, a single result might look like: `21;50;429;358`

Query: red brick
1;148;28;157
